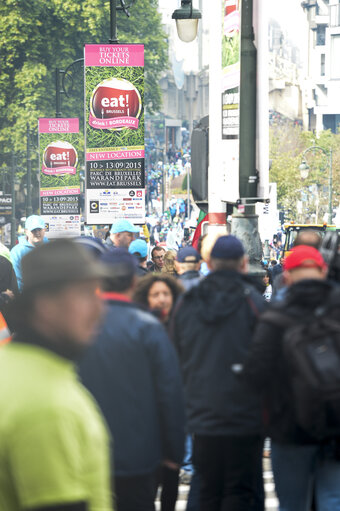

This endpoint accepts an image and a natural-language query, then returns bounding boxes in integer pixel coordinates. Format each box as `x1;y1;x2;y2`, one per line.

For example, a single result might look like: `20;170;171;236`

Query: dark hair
264;269;273;285
131;252;147;263
151;245;165;259
133;273;184;311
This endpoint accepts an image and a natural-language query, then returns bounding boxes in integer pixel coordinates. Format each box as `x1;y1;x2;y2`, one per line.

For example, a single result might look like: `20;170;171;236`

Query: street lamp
172;0;202;42
299;145;333;224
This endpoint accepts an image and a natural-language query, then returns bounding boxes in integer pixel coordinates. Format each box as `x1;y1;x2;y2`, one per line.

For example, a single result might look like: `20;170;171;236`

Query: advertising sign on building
38;118;81;238
0;193;12;226
84;44;145;224
222;0;241;140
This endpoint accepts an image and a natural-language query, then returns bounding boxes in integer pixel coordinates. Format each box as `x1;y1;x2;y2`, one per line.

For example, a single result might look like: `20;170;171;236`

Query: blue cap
25;215;45;232
110;219;140;234
100;248;138;276
211;235;245;260
129;239;148;258
177;246;200;263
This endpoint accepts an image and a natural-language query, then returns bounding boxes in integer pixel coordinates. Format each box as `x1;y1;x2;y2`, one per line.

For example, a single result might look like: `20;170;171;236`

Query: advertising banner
0;193;12;226
38;118;81;238
84;44;145;224
222;0;241;139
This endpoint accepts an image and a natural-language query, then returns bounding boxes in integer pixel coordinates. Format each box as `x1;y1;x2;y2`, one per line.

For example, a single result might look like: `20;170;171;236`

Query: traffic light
191;115;209;212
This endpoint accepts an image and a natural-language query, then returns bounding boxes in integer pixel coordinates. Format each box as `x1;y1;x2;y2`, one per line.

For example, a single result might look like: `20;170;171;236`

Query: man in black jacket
244;245;340;511
78;249;185;511
172;235;266;511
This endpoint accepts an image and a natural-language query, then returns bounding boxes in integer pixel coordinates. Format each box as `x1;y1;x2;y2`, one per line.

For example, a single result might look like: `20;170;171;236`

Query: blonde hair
162;250;177;275
200;233;225;263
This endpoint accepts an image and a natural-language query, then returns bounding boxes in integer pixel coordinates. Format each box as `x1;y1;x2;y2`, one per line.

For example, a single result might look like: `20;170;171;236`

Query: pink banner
85;44;144;67
42;165;77;176
87;149;144;160
40;188;80;197
224;11;240;36
39;118;79;133
89;114;139;130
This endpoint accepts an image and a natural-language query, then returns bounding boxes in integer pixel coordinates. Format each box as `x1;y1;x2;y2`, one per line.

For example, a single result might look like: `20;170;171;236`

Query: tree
270;124;340;223
0;0;168;162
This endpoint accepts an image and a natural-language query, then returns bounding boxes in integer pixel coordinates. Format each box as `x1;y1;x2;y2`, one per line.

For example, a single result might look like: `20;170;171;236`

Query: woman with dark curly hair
133;273;184;328
133;273;184;511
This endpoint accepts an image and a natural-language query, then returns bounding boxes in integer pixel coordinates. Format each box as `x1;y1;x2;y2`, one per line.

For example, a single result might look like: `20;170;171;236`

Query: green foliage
270;124;340;222
0;0;168;159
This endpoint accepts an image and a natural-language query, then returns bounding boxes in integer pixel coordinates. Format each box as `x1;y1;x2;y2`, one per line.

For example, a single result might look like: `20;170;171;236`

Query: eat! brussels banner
84;44;145;225
38;118;81;238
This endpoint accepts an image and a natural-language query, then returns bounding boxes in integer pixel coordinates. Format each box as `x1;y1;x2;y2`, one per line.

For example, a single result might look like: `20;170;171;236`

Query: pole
231;0;263;278
162;165;165;215
109;0;119;44
328;148;333;224
26;123;33;217
10;154;16;249
56;68;62;118
239;0;257;199
186;162;190;220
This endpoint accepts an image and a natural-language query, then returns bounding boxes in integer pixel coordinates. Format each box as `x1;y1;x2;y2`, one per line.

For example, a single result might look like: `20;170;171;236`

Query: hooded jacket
244;278;340;444
172;269;266;437
10;237;48;291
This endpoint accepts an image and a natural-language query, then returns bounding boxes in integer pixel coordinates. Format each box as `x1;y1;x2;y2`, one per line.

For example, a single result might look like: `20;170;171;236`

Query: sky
268;0;308;52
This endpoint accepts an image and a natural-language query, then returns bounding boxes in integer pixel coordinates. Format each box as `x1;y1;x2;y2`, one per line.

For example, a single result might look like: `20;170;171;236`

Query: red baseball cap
284;245;327;271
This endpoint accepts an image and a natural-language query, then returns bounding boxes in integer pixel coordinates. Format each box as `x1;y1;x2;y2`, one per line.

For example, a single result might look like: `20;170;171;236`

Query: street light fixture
299;145;333;223
172;0;202;42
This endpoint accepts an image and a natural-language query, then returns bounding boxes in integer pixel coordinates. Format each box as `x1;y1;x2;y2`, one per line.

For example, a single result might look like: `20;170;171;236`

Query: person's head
209;235;248;273
25;215;46;247
283;245;328;286
151;246;166;269
293;229;322;250
175;246;201;275
134;273;183;322
162;250;177;275
129;239;148;266
270;259;277;267
263;269;272;287
7;239;110;355
200;232;225;265
101;248;137;295
110;219;140;249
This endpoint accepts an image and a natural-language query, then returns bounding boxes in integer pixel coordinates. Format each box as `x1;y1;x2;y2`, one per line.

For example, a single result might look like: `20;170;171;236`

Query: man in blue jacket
78;249;185;511
172;235;267;511
10;215;47;290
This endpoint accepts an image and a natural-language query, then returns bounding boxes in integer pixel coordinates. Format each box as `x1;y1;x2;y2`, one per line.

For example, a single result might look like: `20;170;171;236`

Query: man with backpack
244;244;340;511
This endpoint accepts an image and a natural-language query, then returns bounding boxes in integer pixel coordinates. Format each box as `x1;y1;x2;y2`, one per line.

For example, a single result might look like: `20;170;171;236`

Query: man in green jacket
0;239;113;511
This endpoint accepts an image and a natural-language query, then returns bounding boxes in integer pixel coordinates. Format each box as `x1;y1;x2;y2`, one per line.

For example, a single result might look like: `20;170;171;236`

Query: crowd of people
1;215;340;511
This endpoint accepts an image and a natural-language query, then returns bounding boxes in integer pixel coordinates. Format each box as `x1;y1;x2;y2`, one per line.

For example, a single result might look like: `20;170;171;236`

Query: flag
192;210;208;249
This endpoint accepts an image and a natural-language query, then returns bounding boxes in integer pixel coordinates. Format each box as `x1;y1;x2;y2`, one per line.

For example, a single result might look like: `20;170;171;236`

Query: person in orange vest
0;313;11;346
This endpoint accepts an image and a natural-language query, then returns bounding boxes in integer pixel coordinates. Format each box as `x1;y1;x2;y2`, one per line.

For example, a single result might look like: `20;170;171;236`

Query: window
331;35;340;78
330;5;340;27
321;54;325;76
316;25;326;45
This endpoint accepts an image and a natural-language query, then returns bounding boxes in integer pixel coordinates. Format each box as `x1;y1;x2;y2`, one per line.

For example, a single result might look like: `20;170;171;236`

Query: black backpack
263;290;340;441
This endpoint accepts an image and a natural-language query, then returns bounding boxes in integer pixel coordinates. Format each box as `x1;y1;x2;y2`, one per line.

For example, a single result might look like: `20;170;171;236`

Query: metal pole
26;123;33;217
239;0;257;200
56;68;62;118
328;148;333;224
186;162;190;220
109;0;119;44
162;165;165;215
10;154;16;248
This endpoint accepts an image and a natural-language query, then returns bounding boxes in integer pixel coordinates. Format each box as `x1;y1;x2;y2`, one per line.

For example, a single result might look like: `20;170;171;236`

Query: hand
162;459;180;471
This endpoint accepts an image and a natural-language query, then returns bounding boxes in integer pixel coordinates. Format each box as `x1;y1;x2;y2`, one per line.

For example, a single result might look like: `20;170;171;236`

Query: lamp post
299;145;333;224
172;0;202;43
